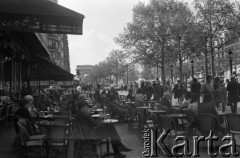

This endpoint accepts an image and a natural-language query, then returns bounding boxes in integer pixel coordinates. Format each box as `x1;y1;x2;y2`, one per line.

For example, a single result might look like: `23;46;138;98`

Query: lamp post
170;64;173;83
228;49;233;76
191;59;194;79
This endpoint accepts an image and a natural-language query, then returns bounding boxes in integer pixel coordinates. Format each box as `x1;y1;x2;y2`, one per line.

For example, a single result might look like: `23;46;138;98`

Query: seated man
179;91;191;109
14;95;36;135
74;101;131;158
198;93;226;135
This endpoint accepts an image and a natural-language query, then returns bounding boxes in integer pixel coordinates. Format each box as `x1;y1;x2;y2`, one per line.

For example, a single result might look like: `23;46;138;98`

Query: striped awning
0;0;84;34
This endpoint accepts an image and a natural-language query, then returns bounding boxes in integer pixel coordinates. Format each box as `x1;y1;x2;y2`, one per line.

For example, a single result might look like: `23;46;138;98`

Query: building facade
38;0;71;72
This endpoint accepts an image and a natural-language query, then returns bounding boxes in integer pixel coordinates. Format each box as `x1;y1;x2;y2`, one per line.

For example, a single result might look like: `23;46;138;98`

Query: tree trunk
179;54;183;83
210;37;215;77
205;34;208;78
161;44;166;87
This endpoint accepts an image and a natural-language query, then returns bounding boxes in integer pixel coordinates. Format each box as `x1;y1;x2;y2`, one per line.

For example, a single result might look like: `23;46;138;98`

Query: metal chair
18;120;44;158
48;124;69;158
225;113;240;147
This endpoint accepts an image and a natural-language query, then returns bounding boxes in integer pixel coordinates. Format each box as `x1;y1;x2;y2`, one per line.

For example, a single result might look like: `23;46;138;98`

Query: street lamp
170;64;173;83
228;49;233;76
191;59;194;78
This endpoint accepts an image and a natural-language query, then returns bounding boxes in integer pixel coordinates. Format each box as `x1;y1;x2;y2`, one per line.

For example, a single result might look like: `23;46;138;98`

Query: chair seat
50;140;68;146
26;140;44;146
30;134;45;140
230;130;240;135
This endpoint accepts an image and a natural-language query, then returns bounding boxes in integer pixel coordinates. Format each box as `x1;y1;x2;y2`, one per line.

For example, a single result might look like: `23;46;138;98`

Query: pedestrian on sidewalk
213;77;227;112
226;76;240;113
201;75;214;95
173;80;184;104
191;78;201;103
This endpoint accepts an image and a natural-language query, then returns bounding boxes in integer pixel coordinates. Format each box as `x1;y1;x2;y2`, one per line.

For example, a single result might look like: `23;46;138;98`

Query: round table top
146;100;158;103
90;108;103;112
102;119;118;124
91;114;110;118
166;114;186;118
125;102;135;104
148;109;167;113
36;120;66;126
137;106;152;109
218;112;231;115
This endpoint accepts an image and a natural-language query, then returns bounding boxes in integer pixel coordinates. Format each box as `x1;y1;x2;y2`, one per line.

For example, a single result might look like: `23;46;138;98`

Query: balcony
48;34;59;40
48;45;59;51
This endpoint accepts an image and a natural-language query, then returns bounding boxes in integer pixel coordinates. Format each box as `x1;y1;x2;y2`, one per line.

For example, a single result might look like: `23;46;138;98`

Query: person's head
166;80;170;86
77;101;90;116
192;78;197;83
110;87;115;92
230;76;236;82
184;91;192;100
214;77;221;84
21;95;34;109
203;93;213;103
128;89;133;94
206;75;212;83
23;81;28;87
162;93;171;101
177;80;181;84
190;94;199;103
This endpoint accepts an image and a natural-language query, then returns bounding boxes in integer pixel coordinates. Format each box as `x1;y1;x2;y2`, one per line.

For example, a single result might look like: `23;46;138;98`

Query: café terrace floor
1;99;240;158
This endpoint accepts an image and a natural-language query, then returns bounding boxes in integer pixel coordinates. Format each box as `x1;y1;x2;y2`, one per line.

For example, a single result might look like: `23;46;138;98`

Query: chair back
158;115;172;131
70;120;84;141
196;113;218;134
151;113;161;129
49;124;68;144
126;104;137;118
225;113;240;134
17;119;29;147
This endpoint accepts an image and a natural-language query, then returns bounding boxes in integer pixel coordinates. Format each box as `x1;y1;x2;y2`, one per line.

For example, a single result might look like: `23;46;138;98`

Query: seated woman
179;91;191;109
126;89;134;102
159;93;172;113
74;101;131;158
14;95;36;135
198;93;226;133
134;88;145;107
187;94;199;122
107;87;128;119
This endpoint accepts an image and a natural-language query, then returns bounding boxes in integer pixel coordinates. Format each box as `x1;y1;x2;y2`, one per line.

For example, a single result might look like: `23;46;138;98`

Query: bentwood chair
48;124;69;158
225;113;240;147
18;120;45;158
196;113;220;137
126;104;138;133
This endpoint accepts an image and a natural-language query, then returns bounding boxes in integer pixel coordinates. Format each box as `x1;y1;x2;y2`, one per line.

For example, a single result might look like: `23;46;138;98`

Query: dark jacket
191;82;201;98
173;84;183;98
226;81;240;103
144;86;154;100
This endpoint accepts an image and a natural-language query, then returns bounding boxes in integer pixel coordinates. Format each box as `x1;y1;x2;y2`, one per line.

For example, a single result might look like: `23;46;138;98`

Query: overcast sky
58;0;193;74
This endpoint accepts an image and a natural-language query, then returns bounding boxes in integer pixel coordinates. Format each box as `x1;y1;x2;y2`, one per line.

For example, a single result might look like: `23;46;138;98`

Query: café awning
30;55;74;81
0;0;84;34
15;32;51;58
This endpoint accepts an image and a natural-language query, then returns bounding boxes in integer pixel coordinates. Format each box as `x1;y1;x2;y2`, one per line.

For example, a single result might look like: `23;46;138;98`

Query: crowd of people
0;75;240;157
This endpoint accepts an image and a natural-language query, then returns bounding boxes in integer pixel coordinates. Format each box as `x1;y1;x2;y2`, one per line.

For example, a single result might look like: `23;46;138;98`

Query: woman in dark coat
172;80;183;103
226;77;240;113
